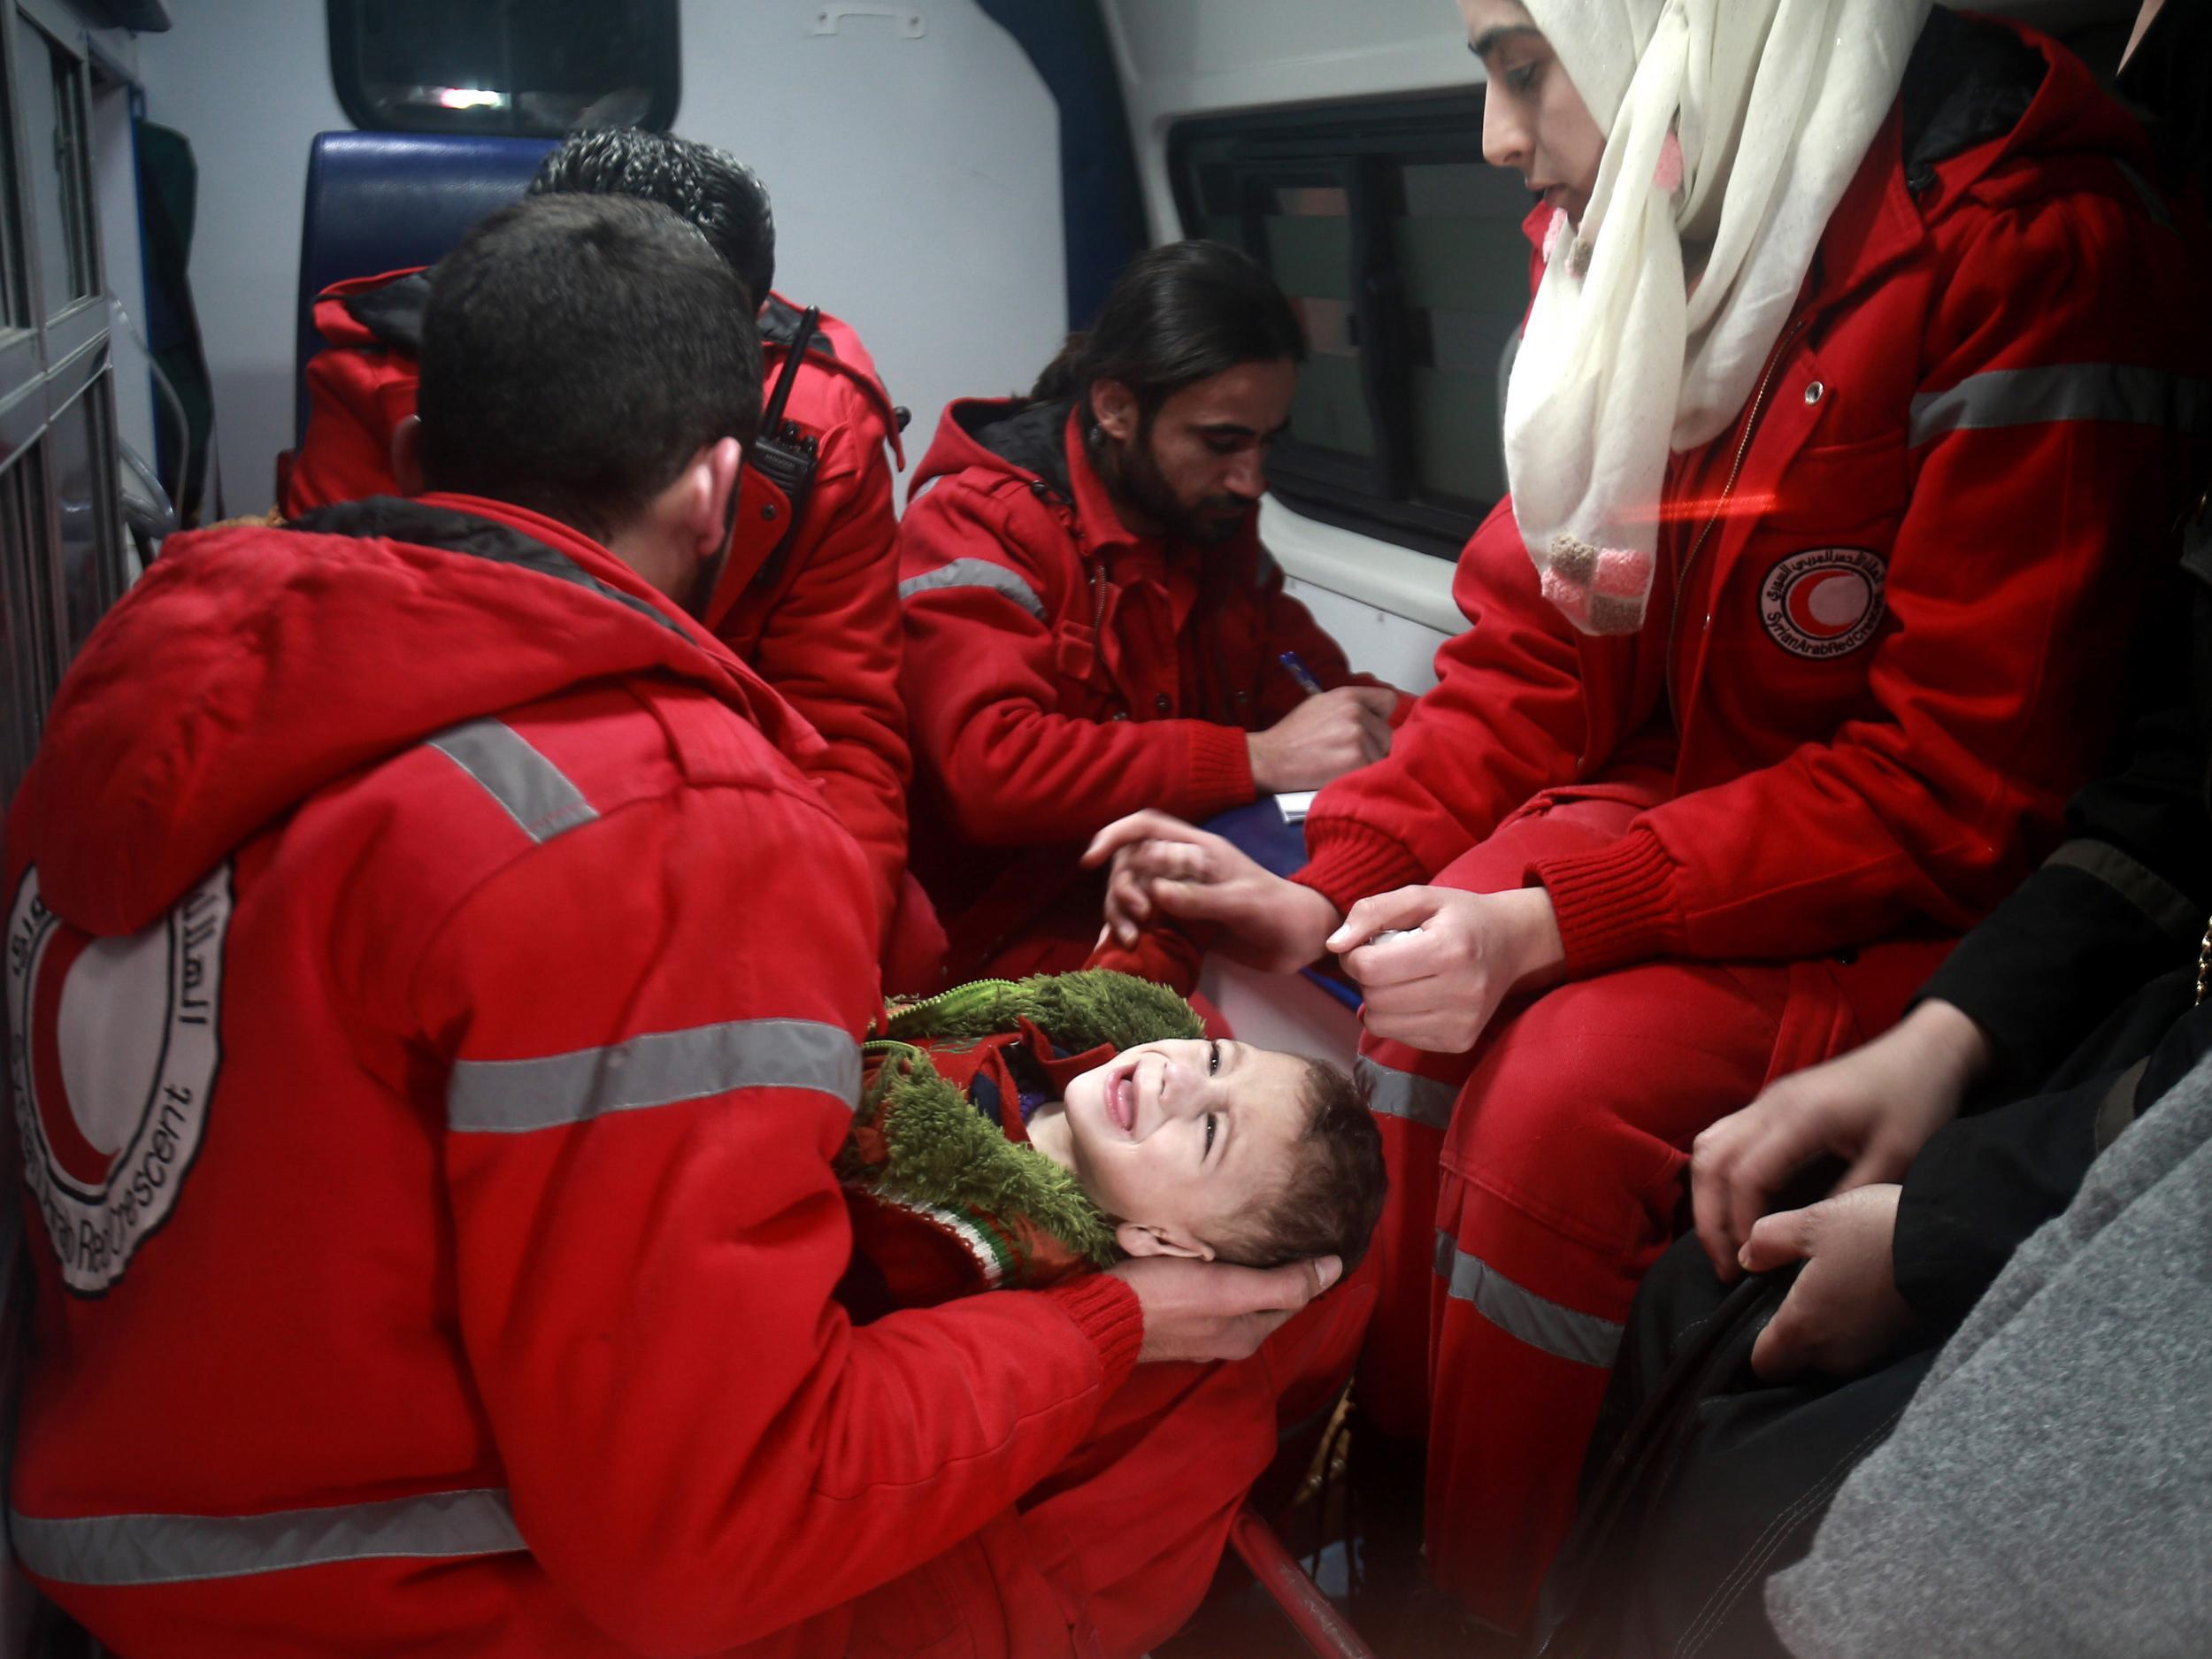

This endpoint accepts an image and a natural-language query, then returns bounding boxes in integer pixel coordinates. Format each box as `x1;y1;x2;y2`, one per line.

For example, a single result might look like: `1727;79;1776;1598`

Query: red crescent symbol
1785;569;1869;639
27;926;112;1188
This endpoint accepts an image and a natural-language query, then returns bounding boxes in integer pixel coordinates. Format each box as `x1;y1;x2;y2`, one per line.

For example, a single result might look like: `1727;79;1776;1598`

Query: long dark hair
1033;240;1305;429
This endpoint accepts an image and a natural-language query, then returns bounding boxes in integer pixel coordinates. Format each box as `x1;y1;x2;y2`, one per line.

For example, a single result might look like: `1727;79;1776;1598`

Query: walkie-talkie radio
746;303;823;595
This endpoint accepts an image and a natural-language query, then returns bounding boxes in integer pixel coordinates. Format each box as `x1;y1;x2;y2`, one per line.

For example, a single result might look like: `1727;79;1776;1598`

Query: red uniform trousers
847;1255;1378;1659
1350;788;1947;1631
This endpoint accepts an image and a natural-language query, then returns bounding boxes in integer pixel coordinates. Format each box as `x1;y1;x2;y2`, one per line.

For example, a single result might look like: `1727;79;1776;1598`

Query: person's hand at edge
1083;810;1340;972
1248;686;1398;793
1691;999;1992;1281
1110;1253;1343;1363
1329;884;1565;1054
1742;1184;1918;1382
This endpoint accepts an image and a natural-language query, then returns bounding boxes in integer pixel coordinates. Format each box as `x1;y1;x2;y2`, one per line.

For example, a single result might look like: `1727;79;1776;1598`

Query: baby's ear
1114;1220;1216;1262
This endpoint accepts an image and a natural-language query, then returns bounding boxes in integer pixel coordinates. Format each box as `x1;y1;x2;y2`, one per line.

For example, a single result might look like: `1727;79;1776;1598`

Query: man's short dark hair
418;195;762;541
527;127;777;311
1217;1058;1386;1275
1031;240;1306;426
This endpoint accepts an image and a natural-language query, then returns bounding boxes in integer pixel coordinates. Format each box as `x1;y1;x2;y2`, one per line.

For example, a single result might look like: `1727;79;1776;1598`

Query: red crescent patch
8;863;230;1294
1760;548;1887;660
27;926;109;1188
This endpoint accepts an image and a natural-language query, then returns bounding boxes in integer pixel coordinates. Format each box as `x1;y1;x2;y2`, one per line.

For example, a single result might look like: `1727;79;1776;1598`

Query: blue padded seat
294;131;555;445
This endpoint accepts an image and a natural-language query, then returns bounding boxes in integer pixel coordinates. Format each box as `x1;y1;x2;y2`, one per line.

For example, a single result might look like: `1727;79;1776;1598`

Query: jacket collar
1809;12;2139;312
1062;406;1157;565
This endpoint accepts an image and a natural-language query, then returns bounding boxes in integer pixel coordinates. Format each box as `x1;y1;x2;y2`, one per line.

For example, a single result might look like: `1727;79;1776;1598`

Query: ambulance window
14;12;96;315
328;0;681;138
1173;96;1530;559
0;8;130;810
0;20;27;333
0;444;50;808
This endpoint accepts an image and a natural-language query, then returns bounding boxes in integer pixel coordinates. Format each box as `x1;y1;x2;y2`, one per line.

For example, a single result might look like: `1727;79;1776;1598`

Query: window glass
14;15;96;315
328;0;680;137
1391;159;1534;508
1173;96;1529;558
0;442;50;806
51;375;119;657
0;35;25;333
1263;183;1371;461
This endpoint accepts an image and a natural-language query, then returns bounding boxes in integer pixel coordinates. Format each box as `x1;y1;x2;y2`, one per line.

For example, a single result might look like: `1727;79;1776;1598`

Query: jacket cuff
1529;827;1683;976
1179;722;1257;818
1043;1271;1144;1387
1296;820;1425;916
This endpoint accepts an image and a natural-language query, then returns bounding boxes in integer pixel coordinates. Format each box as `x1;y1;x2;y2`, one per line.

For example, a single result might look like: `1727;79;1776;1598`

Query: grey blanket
1768;1048;2212;1658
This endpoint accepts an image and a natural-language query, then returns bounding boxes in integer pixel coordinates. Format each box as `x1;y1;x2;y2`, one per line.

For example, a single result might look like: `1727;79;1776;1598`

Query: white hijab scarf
1503;0;1928;634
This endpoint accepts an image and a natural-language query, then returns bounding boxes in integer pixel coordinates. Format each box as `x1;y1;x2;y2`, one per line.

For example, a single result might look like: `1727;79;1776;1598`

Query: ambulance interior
0;0;2161;1652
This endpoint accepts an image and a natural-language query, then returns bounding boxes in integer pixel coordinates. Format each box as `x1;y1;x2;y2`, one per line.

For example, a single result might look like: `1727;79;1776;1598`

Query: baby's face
1056;1039;1312;1259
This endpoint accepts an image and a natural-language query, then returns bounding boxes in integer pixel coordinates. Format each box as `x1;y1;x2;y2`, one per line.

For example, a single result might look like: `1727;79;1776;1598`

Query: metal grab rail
1225;1505;1379;1659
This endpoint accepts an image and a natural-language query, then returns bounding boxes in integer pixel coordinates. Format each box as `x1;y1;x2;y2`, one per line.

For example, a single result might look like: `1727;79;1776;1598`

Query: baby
835;972;1386;1316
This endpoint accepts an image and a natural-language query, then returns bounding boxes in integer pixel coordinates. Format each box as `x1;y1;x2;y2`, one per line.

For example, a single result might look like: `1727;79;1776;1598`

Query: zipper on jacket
1665;314;1810;726
880;979;1022;1034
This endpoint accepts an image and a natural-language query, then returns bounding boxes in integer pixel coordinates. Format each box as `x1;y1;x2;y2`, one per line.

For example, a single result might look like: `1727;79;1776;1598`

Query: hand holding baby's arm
1110;1253;1343;1363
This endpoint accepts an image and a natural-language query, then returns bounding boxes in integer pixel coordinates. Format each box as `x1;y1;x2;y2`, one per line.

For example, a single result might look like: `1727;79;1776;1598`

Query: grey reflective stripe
1909;365;2212;448
449;1017;861;1133
10;1488;524;1587
1356;1056;1455;1132
2044;838;2204;948
898;559;1046;620
428;719;597;844
1433;1231;1623;1369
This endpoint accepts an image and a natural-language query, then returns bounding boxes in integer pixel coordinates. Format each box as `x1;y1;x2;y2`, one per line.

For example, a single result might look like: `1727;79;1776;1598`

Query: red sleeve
281;345;416;517
738;411;911;941
1533;199;2210;975
1294;502;1609;914
416;778;1141;1655
899;480;1256;844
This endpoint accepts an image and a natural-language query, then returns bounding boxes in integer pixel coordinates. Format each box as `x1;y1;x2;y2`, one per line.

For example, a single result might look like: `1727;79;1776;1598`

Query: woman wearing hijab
1532;8;2212;1655
1087;0;2212;1630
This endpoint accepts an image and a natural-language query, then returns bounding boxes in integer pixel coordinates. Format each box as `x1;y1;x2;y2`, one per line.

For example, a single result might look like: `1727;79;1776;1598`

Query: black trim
340;268;430;355
325;1;680;139
956;398;1076;498
760;294;841;362
1901;9;2047;177
284;498;684;635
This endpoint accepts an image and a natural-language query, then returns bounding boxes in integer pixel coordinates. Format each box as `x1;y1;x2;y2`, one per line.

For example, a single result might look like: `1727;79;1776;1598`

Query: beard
1103;419;1248;547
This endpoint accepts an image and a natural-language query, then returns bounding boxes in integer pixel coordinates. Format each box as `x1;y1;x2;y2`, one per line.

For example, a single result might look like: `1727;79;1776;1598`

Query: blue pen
1278;650;1325;696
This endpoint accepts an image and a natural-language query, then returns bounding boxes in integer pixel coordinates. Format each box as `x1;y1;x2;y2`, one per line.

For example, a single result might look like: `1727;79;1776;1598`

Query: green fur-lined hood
841;972;1206;1272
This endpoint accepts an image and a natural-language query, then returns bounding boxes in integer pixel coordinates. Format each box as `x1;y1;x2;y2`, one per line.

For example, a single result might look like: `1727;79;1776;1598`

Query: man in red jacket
4;194;1352;1658
1090;6;2212;1631
899;240;1405;986
282;128;927;979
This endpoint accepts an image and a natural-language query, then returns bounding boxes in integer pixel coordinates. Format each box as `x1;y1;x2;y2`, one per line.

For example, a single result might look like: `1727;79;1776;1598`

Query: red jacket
1302;18;2212;978
2;495;1141;1656
899;399;1386;979
282;275;915;948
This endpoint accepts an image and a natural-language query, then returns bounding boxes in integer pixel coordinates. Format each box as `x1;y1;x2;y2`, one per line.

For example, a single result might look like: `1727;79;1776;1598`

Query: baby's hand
1110;1254;1341;1363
